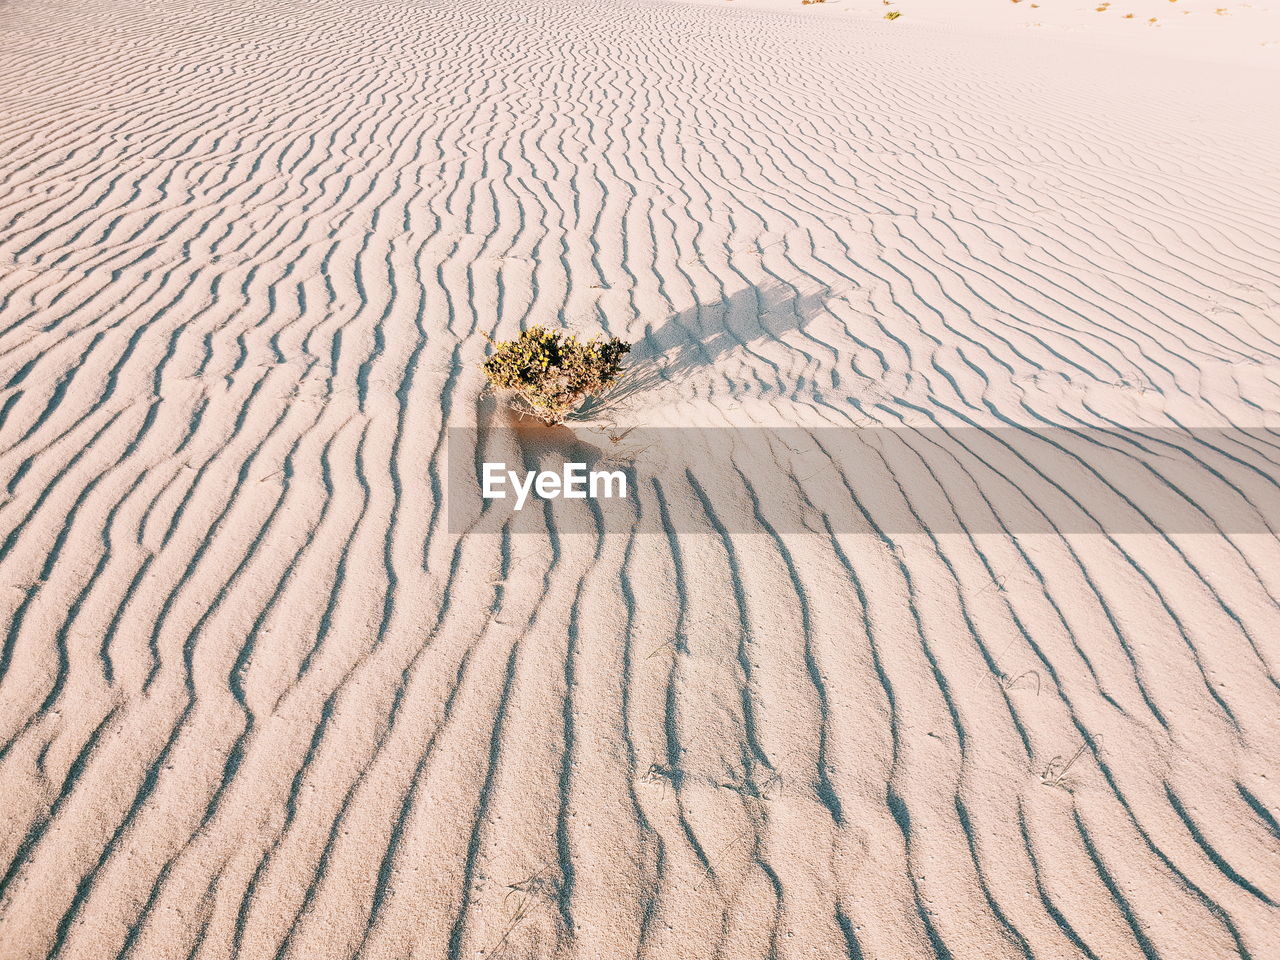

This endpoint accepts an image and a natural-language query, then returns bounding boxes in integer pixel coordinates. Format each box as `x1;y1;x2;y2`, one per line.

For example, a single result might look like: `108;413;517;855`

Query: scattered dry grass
1039;738;1096;792
996;669;1042;695
478;867;565;959
643;761;684;797
720;761;783;801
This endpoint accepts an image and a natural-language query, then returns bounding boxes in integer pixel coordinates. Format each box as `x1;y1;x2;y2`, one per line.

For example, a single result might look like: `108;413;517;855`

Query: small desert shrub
884;9;902;19
482;326;631;424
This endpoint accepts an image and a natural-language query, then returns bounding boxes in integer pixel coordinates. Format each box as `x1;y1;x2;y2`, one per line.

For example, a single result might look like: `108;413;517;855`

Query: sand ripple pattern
1;0;1279;957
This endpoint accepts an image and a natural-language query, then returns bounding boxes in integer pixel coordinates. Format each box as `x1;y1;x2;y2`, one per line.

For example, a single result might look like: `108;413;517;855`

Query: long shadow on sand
576;281;831;420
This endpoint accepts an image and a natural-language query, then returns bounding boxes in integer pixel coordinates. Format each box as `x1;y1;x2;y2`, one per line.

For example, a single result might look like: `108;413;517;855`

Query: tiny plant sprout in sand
481;326;631;425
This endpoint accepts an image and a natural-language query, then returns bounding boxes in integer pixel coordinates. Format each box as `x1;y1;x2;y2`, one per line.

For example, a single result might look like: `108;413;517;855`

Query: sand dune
1;0;1279;957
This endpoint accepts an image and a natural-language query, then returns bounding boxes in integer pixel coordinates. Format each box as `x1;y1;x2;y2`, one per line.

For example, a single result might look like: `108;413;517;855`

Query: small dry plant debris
643;761;684;796
479;867;563;959
1039;738;1095;792
989;667;1042;696
720;759;783;801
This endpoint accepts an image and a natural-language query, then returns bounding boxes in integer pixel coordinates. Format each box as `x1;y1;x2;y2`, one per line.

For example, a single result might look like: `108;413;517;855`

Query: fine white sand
689;0;1280;68
1;0;1279;958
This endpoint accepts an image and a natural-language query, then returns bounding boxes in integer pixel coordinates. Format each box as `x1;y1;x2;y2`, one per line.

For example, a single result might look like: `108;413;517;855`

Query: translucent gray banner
445;425;1280;535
